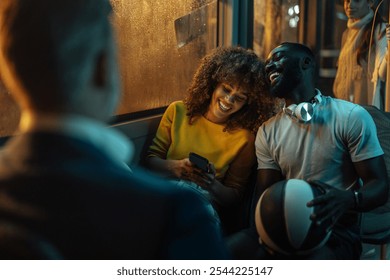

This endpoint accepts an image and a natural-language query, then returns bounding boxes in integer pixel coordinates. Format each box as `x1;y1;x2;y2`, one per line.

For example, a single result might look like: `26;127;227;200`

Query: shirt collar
19;113;134;168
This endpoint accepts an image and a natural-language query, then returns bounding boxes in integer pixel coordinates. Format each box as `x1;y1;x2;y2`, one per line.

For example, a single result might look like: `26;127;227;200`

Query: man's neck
19;111;100;133
285;87;317;106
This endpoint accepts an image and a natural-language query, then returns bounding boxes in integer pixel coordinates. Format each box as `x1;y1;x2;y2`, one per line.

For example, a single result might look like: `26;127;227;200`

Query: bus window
0;0;218;137
112;0;217;120
253;0;300;59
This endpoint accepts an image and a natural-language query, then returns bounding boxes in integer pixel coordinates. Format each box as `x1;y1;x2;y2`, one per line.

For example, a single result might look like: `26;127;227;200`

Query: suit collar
16;114;134;168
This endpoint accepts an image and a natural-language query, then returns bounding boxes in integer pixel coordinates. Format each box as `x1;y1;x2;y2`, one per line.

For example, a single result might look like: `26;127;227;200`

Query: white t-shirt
255;92;383;190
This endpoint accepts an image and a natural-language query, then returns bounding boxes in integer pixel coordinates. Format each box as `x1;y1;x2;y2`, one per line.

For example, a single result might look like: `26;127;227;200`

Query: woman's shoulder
165;100;187;114
168;100;185;109
229;127;255;142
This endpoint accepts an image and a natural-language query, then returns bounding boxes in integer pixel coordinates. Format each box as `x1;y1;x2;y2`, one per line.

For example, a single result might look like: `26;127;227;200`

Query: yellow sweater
147;101;256;193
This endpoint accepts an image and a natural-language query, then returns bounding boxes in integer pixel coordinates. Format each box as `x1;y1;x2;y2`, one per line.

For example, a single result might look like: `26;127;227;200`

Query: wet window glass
0;0;217;137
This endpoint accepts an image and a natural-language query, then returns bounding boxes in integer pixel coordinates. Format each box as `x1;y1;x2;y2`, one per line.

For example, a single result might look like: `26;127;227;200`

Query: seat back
360;106;390;259
111;114;163;167
361;106;390;219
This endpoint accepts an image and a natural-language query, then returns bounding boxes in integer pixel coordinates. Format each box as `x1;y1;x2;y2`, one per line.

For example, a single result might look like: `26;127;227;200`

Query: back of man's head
0;0;117;116
278;42;315;61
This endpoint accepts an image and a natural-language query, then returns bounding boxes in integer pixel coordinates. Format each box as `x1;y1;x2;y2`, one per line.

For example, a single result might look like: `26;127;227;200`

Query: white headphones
284;91;323;122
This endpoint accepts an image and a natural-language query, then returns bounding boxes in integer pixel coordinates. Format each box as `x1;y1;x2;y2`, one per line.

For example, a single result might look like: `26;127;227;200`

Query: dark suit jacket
0;131;228;259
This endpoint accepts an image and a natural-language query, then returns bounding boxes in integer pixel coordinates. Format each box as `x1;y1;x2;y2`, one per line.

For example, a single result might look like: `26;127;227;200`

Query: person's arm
308;105;388;225
254;168;284;204
207;135;257;206
145;102;194;179
146;156;195;179
249;168;284;229
253;123;284;204
353;156;389;210
308;156;388;226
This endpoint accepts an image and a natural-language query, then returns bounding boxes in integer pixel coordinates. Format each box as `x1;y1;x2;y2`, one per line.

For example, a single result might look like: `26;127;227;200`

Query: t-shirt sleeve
346;106;384;162
255;124;281;171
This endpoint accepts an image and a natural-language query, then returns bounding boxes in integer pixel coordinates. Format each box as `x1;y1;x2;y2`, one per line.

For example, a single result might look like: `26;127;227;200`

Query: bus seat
360;105;390;260
112;114;163;167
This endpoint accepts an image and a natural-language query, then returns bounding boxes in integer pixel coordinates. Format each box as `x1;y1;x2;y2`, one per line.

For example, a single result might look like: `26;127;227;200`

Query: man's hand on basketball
307;181;354;229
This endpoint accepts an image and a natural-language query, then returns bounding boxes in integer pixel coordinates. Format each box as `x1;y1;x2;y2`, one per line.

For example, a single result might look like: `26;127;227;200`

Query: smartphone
189;152;209;172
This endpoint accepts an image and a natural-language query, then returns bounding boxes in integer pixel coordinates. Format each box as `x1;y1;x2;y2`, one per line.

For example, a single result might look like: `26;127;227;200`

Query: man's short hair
279;42;315;62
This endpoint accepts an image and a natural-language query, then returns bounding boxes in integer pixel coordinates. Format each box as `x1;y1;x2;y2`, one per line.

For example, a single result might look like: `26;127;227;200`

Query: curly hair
184;46;275;133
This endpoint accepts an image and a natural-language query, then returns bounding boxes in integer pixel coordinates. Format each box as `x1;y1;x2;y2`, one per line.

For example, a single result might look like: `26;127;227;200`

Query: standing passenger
0;0;228;259
333;0;389;109
145;46;275;232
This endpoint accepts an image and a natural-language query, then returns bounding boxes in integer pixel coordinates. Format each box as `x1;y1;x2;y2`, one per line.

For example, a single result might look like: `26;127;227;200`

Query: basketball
255;179;332;255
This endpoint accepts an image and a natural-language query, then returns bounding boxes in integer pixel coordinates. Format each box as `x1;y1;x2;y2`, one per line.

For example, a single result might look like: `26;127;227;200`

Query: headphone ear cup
295;102;314;122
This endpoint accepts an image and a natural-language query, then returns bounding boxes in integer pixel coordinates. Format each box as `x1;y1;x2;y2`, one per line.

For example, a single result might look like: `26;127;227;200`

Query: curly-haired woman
145;46;275;226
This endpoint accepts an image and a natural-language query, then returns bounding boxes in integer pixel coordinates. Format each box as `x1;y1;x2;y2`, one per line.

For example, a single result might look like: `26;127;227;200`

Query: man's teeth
270;72;280;82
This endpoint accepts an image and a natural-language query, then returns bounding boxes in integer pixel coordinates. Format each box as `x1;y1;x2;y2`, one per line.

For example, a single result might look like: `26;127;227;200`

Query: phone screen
189;152;209;172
